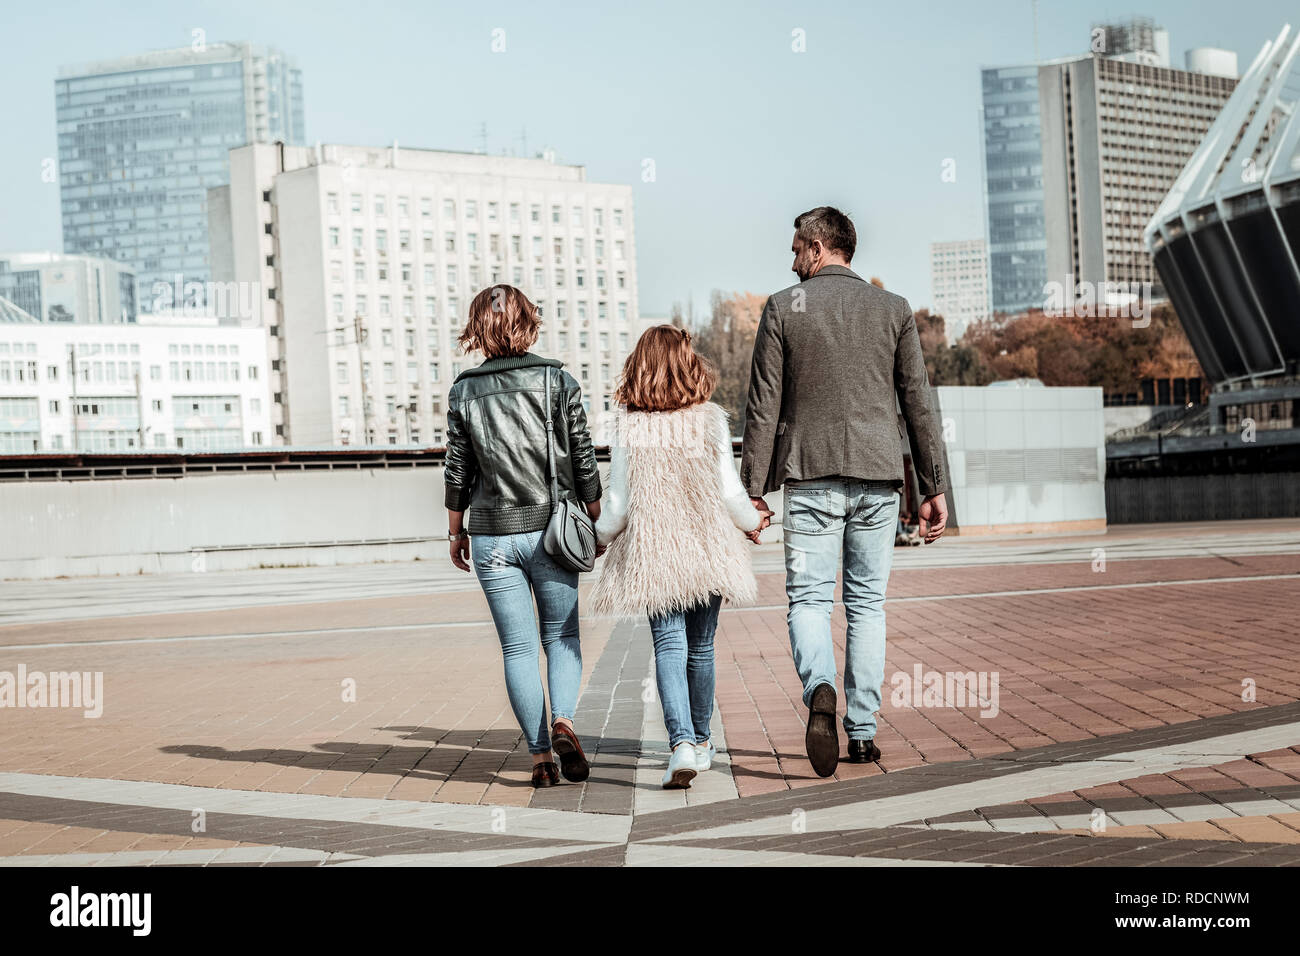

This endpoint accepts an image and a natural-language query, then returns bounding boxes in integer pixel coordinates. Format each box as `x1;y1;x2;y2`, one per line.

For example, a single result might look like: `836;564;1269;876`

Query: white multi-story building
0;317;272;453
929;239;989;342
0;252;136;324
208;142;639;446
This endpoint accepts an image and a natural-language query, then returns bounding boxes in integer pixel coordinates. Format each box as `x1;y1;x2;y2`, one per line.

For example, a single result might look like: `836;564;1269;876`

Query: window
551;205;561;224
351;193;362;212
445;233;456;252
355;261;366;281
530;204;541;222
467;233;478;254
594;208;604;228
613;208;624;227
339;395;350;417
333;294;344;316
399;230;411;251
423;231;434;253
374;196;386;216
420;197;432;218
336;362;349;384
330;227;340;248
398;197;409;218
571;206;583;226
327;192;339;213
510;203;520;222
352;227;363;249
425;297;437;319
465;199;478;219
487;202;498;222
443;198;456;218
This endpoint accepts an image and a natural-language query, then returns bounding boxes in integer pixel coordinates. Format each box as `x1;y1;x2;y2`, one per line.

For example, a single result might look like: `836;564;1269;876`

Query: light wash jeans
647;594;723;750
472;530;581;754
783;478;900;740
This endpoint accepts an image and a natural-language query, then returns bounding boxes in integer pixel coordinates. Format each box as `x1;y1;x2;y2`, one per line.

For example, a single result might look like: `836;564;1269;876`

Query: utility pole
354;313;372;444
134;369;145;449
68;344;80;452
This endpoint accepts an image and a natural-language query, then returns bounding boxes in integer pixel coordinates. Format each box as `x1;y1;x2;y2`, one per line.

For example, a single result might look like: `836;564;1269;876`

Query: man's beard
793;254;815;281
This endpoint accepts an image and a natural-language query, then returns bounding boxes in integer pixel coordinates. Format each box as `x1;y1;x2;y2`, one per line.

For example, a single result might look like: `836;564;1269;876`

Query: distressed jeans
783;478;900;740
472;531;582;754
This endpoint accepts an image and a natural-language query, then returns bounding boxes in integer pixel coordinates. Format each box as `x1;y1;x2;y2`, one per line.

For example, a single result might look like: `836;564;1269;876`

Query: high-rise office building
981;18;1237;316
0;253;136;324
981;64;1047;316
55;43;304;317
929;239;989;342
1039;43;1236;302
209;142;638;447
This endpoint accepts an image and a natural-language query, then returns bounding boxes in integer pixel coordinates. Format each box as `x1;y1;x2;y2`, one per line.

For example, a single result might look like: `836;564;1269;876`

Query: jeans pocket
784;488;837;535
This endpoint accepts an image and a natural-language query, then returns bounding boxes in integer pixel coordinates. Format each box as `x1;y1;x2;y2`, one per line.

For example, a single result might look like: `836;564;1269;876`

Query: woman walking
592;325;764;788
444;285;602;789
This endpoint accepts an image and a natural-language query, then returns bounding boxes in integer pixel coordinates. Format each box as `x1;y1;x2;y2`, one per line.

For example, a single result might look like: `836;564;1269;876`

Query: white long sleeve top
595;426;763;546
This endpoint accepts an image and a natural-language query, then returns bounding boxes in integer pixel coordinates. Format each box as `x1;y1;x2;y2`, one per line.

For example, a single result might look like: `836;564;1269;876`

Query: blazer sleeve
894;304;949;498
565;377;603;503
740;294;784;497
443;391;478;511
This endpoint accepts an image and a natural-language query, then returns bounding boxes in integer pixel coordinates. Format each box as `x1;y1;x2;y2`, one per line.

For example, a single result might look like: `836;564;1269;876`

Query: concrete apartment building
209;142;639;447
929;239;989;342
1039;33;1238;303
0;317;272;453
982;17;1237;315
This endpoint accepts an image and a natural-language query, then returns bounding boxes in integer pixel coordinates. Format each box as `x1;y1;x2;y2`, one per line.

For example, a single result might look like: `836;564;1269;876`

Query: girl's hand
746;528;763;544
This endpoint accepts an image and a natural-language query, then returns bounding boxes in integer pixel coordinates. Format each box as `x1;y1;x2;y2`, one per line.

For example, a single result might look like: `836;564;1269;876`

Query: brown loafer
531;761;559;788
550;722;590;782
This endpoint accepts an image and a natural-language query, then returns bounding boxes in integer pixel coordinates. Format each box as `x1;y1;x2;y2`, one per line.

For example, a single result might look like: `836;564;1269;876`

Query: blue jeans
472;531;582;754
783;478;900;740
647;594;722;750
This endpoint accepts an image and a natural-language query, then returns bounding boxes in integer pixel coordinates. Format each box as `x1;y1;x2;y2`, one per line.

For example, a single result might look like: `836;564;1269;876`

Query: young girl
592;325;763;788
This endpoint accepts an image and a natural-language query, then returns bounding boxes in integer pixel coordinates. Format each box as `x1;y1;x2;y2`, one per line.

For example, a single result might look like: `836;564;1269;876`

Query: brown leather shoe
531;761;559;788
550;722;590;782
806;683;839;778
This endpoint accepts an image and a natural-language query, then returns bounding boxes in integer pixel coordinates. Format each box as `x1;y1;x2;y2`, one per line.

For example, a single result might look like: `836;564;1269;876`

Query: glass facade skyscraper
981;65;1047;316
56;43;304;315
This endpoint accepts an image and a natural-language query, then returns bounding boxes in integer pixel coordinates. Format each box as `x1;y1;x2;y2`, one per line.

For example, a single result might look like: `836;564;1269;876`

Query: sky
0;0;1293;318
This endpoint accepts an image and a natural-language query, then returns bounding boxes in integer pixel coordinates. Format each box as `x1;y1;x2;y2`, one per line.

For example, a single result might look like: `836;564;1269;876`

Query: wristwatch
449;531;468;541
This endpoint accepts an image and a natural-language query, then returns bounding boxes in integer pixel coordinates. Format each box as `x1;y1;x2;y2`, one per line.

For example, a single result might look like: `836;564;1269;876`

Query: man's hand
745;528;763;544
595;542;607;558
750;495;774;533
450;535;471;571
918;493;948;544
585;499;602;521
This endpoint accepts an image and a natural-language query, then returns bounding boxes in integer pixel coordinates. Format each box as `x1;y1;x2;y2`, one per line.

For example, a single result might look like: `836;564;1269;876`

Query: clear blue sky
1;0;1292;316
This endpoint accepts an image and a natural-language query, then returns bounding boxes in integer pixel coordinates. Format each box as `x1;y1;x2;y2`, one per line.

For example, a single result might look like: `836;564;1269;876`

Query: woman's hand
745;528;763;544
450;535;471;572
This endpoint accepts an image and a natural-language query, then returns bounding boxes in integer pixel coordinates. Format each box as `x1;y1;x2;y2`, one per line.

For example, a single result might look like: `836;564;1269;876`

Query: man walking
741;206;949;777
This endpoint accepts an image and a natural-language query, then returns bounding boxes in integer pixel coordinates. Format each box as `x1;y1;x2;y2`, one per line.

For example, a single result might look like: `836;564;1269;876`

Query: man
741;206;949;777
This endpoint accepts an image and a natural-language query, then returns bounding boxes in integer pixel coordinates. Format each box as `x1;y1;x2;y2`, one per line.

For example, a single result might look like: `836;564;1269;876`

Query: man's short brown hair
793;206;857;261
459;285;540;358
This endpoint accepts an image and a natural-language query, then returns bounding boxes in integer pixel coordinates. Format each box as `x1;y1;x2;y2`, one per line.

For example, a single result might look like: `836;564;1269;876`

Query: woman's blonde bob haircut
459;285;541;358
613;324;718;413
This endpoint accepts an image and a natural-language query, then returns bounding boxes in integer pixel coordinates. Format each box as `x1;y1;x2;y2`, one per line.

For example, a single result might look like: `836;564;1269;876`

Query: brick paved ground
1;519;1298;866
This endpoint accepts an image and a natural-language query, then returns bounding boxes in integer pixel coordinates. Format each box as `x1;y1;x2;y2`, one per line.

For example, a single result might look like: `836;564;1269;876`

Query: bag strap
543;366;559;510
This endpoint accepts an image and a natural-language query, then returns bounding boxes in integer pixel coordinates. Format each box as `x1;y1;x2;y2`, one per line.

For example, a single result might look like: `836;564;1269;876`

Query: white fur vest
590;402;758;618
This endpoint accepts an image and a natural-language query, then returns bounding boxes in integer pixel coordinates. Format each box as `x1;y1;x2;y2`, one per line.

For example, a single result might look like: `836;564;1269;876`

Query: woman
592;325;763;788
444;285;602;789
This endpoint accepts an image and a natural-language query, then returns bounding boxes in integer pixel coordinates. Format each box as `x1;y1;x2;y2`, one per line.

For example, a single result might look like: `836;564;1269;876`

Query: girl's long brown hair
613;324;718;412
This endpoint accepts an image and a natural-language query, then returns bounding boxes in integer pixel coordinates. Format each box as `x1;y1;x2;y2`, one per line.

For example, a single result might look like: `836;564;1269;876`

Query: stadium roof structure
1145;24;1300;386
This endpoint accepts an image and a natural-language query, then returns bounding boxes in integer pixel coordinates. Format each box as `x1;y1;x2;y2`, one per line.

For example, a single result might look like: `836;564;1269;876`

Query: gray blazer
740;264;948;499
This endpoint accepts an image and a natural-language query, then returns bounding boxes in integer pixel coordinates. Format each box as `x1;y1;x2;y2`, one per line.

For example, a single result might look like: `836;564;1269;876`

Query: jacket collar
454;352;564;383
807;263;863;282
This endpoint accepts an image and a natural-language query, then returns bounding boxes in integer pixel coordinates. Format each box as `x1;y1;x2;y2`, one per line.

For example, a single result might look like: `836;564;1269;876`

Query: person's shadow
161;725;651;789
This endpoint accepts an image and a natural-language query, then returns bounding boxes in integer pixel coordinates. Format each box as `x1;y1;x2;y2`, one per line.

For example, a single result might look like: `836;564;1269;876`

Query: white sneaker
662;742;698;789
695;741;716;772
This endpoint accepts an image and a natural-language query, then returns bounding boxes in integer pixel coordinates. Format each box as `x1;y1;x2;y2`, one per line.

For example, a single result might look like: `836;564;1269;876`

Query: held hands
748;495;774;545
918;493;948;544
